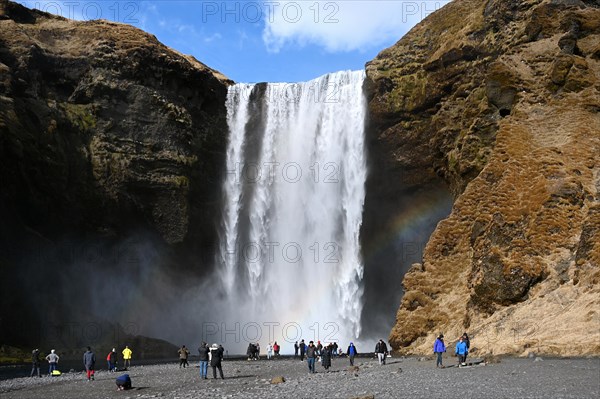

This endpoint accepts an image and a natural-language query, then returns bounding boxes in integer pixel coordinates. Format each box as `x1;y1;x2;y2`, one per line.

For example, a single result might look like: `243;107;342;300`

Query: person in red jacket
107;348;117;371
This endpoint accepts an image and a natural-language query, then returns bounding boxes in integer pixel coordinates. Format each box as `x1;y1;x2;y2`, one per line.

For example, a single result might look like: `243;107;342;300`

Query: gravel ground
1;356;598;399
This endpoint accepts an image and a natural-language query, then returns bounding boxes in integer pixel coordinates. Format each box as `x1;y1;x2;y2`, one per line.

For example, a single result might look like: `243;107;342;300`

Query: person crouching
116;374;132;390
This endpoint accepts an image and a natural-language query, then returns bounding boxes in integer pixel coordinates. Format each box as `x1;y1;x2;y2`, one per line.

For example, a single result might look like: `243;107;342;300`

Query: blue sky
17;1;451;82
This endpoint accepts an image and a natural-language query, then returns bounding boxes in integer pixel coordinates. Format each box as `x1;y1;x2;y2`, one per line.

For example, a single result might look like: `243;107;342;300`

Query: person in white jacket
45;349;59;375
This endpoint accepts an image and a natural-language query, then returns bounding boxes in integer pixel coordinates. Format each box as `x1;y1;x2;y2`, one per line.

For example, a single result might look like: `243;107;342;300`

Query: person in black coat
462;333;471;362
30;349;41;377
299;339;306;361
321;344;332;370
198;342;210;379
247;343;256;360
375;339;388;365
209;343;224;379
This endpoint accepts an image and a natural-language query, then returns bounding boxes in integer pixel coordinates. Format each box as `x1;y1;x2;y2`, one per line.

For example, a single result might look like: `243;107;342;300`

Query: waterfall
218;70;367;347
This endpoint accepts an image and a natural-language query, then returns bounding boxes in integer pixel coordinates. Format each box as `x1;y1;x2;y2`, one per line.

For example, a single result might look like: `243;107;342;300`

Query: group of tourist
181;342;226;379
292;340;344;360
246;342;261;360
29;345;134;386
433;332;471;368
197;342;225;379
26;333;469;391
266;342;281;359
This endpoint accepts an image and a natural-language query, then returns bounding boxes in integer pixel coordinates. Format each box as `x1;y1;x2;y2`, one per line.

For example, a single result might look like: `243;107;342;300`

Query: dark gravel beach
1;356;598;399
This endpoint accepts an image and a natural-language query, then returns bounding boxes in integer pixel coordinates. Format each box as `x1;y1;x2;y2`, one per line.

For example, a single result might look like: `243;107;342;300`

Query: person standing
30;349;41;377
455;336;468;366
347;342;358;366
299;339;306;361
267;343;273;360
433;334;446;368
316;341;323;362
122;346;132;369
45;349;59;375
83;346;96;381
375;339;388;365
306;341;318;373
209;343;225;379
178;345;190;368
321;344;332;370
107;348;117;371
198;342;209;379
462;333;471;363
273;341;280;357
332;342;338;357
246;343;254;360
294;341;299;358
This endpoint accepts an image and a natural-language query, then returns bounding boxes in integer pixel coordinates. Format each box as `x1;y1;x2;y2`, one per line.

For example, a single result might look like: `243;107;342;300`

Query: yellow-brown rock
366;0;600;356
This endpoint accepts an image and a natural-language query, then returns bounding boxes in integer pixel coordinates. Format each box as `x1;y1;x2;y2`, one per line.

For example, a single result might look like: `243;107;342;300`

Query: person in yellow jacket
122;346;132;369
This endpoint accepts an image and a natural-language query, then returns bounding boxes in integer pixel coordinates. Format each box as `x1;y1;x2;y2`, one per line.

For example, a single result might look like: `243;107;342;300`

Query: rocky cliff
0;0;230;346
366;0;600;356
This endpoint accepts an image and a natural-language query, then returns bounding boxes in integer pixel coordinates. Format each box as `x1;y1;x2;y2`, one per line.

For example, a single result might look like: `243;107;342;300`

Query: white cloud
204;33;223;43
262;0;451;53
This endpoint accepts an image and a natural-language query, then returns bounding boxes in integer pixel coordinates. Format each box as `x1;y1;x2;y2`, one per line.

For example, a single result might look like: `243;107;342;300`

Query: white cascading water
218;70;366;349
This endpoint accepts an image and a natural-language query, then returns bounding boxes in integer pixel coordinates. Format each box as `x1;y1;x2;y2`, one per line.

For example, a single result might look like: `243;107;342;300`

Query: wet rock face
0;0;230;245
366;0;600;355
0;1;230;345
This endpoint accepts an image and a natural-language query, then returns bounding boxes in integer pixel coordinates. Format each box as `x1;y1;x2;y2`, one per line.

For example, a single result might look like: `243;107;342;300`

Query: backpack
51;370;62;376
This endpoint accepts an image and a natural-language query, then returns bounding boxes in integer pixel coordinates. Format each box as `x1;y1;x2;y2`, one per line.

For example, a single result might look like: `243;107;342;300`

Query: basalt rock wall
365;0;600;356
0;0;231;346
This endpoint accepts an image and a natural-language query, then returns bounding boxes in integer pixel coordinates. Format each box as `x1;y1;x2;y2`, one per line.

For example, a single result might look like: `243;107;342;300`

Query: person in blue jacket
115;374;132;390
346;342;358;366
433;334;446;368
455;336;468;366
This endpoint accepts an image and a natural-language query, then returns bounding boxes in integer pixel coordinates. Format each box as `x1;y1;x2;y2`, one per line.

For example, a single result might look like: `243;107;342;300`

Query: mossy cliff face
0;0;229;245
0;0;230;346
366;0;600;356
